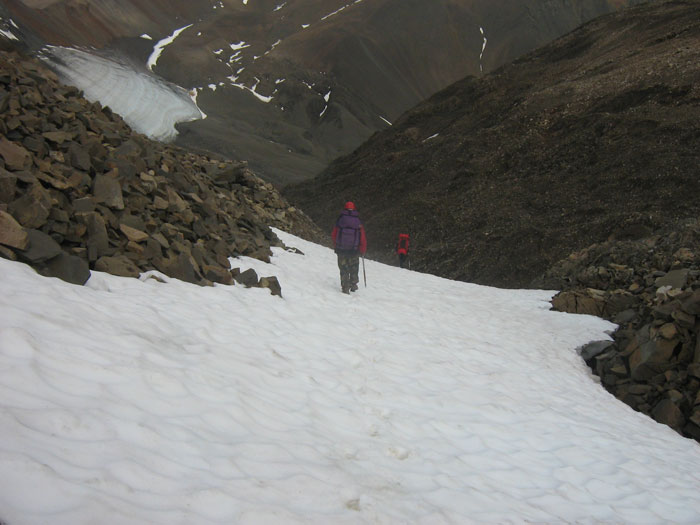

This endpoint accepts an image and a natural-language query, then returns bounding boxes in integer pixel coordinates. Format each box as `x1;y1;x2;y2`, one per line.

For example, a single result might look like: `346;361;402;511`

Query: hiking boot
342;286;350;294
350;284;358;292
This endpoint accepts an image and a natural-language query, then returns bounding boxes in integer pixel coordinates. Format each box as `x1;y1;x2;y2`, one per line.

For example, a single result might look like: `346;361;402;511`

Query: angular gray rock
93;171;124;210
18;229;62;263
234;268;259;287
39;252;91;285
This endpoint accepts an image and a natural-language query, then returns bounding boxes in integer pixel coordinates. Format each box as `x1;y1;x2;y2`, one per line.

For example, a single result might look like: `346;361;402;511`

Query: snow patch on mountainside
0;17;19;40
41;46;204;141
147;24;193;71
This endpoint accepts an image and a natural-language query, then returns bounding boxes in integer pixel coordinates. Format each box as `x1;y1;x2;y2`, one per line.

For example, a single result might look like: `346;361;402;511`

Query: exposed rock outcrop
541;219;700;442
0;50;323;288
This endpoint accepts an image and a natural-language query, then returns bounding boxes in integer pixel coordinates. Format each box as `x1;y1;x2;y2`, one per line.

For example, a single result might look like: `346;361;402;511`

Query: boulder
0;136;31;170
155;252;200;284
651;399;685;433
234;268;259;287
93;170;124;210
655;269;690;290
260;276;282;297
551;290;605;316
95;255;140;278
119;223;149;243
0;167;17;203
580;340;614;361
72;196;95;214
38;251;90;285
202;264;234;285
627;329;678;381
17;229;62;263
0;210;28;249
681;290;700;315
8;183;52;228
84;212;110;261
68;142;91;172
42;131;72;144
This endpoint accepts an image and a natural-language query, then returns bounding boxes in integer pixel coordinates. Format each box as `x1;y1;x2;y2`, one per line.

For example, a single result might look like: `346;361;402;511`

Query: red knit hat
344;201;355;210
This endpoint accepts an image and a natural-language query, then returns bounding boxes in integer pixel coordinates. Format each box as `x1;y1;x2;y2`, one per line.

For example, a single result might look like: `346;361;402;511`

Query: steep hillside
284;0;700;288
1;0;643;185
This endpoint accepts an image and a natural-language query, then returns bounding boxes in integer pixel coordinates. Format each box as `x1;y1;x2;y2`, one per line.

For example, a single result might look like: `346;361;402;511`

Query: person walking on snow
396;233;410;268
331;201;367;294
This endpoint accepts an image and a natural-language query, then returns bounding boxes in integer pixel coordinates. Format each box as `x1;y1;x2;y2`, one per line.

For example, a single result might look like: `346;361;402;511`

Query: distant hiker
396;233;410;268
332;201;367;294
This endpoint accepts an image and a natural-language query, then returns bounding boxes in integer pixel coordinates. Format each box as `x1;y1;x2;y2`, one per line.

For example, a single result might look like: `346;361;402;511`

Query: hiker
396;233;410;268
331;201;367;294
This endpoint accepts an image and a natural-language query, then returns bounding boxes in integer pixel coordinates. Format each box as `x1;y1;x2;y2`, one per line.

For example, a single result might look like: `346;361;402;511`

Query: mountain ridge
283;0;700;288
1;0;644;185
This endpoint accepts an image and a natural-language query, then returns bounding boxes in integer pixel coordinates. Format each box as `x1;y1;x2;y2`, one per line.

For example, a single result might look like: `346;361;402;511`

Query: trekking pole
362;256;367;287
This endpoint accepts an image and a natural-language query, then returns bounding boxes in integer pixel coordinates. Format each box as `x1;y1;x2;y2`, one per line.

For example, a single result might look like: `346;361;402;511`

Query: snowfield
1;229;700;524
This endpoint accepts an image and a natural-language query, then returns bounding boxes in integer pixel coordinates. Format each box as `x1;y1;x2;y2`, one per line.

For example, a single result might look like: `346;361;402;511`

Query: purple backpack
335;210;362;252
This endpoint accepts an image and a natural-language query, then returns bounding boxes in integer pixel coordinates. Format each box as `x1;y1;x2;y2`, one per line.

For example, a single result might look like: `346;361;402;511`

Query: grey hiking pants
336;252;359;291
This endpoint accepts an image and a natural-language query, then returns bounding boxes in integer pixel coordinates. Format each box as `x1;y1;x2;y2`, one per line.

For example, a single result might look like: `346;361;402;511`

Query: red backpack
397;233;410;255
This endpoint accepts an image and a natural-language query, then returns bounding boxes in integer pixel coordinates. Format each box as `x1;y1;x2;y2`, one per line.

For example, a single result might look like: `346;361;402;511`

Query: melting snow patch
479;26;487;72
140;34;152;40
0;18;18;41
274;2;286;11
189;88;207;119
147;24;193;71
42;46;203;142
423;133;439;142
230;78;273;103
0;28;18;41
380;115;392;126
322;0;364;20
321;5;347;20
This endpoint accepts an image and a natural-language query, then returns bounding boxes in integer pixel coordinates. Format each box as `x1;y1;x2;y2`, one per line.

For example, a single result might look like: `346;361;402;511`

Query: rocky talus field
0;50;322;292
540;220;700;442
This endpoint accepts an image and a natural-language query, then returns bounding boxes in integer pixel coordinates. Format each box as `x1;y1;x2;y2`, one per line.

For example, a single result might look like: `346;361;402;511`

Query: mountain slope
1;0;644;185
283;0;700;288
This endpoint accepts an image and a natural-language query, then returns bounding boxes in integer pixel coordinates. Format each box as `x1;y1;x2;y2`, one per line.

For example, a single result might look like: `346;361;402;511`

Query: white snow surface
147;24;193;71
0;17;19;40
0;27;18;40
1;229;700;524
42;46;204;142
479;26;487;72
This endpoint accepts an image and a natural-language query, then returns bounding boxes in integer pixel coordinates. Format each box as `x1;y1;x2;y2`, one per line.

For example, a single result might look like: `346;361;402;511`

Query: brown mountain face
1;0;642;185
283;0;700;289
